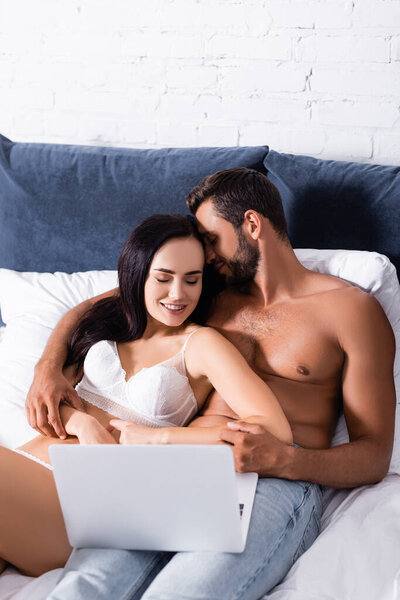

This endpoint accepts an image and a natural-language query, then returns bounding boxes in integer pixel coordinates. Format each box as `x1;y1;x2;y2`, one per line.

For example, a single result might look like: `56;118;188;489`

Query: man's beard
225;228;260;285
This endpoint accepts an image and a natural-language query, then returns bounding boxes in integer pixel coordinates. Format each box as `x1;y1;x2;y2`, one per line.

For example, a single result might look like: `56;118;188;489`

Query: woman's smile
160;302;188;314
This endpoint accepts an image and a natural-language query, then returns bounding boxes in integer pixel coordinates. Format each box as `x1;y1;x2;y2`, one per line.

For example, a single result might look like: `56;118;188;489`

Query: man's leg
47;547;174;600
48;478;322;600
142;479;322;600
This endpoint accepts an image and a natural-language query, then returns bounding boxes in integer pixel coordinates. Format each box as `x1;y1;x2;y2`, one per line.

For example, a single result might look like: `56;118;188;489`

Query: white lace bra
75;328;202;428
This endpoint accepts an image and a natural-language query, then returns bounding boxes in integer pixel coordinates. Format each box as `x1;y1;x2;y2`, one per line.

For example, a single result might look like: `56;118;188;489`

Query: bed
0;134;399;600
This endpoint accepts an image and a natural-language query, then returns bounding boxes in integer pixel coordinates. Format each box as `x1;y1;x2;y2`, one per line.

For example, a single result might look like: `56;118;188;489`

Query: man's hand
109;420;161;445
26;364;85;439
219;420;294;477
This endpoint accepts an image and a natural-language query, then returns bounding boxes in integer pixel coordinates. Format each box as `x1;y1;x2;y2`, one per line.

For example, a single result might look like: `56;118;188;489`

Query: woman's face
144;237;205;327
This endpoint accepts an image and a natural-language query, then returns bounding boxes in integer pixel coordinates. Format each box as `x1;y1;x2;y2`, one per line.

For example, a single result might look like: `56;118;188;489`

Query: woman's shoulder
183;325;227;349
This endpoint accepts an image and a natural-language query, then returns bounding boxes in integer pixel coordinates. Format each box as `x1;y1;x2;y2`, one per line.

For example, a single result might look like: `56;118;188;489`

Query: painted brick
354;2;400;28
44;112;80;139
166;65;218;90
315;35;390;63
323;131;373;159
392;36;400;61
0;30;42;58
266;1;317;29
295;36;317;62
4;0;60;30
14;62;80;89
194;95;225;121
157;123;198;147
206;35;292;61
157;1;248;34
55;90;132;115
0;61;16;83
76;0;150;29
267;1;352;29
239;123;283;148
79;117;119;144
311;67;400;97
12;111;45;137
221;97;310;123
219;64;309;93
156;94;205;122
125;61;166;89
117;120;157;145
313;1;353;29
313;100;399;128
197;125;238;146
0;87;54;110
281;129;326;155
374;132;400;164
81;64;133;93
122;33;203;60
0;112;14;134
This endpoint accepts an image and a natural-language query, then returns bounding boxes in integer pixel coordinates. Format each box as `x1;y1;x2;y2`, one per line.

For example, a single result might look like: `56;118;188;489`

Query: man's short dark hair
186;167;289;241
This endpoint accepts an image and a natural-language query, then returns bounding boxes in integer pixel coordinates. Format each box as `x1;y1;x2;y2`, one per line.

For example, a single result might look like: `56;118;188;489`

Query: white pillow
0;270;118;448
0;251;399;473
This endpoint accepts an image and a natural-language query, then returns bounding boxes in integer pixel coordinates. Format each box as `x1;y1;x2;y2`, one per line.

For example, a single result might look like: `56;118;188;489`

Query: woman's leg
0;446;71;577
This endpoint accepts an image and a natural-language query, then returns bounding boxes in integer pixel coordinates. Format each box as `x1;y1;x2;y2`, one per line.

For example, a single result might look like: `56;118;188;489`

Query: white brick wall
0;0;399;164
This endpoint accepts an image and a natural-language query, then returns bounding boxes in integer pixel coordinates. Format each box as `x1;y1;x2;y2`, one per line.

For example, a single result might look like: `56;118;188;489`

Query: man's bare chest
208;299;343;385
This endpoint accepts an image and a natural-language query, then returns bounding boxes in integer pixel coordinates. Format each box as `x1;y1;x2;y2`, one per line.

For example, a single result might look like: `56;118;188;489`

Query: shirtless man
27;168;396;600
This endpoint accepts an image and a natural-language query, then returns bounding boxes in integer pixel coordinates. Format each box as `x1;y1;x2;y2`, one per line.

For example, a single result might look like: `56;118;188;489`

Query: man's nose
205;242;217;264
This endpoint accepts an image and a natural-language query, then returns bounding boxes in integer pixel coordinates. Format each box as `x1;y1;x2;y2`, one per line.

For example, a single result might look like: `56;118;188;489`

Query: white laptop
49;444;258;553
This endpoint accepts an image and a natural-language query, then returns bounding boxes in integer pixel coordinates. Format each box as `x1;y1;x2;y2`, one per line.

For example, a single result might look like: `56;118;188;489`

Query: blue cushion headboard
264;150;400;281
1;134;399;327
0;134;268;274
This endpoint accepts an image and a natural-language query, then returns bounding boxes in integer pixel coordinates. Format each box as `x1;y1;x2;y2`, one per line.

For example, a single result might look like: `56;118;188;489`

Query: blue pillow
264;150;400;281
0;134;268;274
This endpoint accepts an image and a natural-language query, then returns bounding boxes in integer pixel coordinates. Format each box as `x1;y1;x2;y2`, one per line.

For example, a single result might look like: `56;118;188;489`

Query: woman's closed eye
155;277;199;285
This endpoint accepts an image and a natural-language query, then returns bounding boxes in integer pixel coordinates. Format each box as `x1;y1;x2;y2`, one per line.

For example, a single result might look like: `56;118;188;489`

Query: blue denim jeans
48;478;322;600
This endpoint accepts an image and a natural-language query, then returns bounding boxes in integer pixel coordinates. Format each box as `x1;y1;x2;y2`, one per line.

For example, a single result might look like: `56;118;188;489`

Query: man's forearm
36;301;92;371
282;438;392;488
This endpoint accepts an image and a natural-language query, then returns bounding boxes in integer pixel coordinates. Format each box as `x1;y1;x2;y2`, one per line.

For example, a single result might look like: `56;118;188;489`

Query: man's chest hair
208;295;343;383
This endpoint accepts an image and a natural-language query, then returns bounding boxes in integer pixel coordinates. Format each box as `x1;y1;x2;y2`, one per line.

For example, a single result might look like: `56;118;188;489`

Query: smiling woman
144;236;204;326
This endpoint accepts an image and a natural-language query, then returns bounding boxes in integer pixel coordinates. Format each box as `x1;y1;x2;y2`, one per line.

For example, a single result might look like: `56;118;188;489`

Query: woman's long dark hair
65;214;223;370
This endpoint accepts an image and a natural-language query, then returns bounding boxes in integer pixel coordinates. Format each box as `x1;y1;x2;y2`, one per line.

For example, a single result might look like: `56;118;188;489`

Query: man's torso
202;271;353;449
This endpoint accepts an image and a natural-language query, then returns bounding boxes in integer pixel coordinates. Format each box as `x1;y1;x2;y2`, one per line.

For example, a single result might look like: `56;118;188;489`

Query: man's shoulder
309;272;380;313
305;270;374;304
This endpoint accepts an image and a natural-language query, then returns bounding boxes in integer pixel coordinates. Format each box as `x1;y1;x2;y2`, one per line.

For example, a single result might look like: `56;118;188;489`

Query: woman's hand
66;412;117;445
109;420;160;445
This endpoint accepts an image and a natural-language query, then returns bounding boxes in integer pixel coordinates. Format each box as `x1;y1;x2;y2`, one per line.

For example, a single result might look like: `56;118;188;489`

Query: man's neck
249;240;309;308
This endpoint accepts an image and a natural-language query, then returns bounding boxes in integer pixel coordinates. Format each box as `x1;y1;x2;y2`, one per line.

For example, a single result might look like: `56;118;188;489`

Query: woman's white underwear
13;448;53;470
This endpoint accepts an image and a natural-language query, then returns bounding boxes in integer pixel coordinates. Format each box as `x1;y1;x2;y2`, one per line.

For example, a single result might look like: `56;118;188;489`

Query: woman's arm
111;328;293;446
60;403;117;445
184;327;292;444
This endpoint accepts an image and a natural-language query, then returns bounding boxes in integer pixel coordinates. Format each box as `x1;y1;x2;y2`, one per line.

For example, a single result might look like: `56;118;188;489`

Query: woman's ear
243;210;262;240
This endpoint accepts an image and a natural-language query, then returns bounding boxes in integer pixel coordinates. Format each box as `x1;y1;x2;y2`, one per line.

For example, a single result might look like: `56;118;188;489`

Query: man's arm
26;288;117;438
220;291;396;488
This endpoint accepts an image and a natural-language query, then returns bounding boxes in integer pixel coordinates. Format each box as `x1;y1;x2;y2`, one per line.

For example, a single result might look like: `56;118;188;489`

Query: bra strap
181;327;204;353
